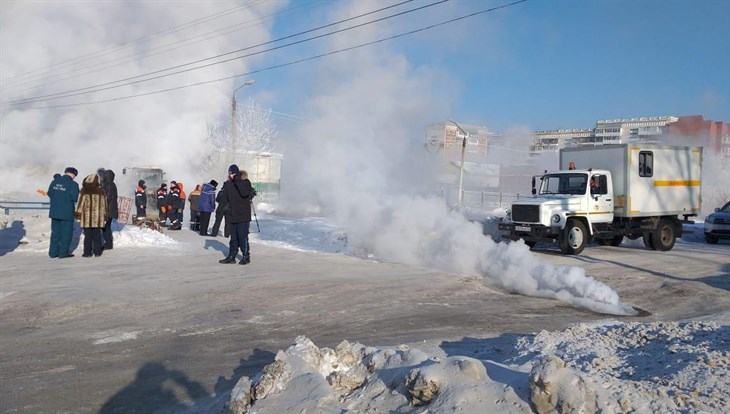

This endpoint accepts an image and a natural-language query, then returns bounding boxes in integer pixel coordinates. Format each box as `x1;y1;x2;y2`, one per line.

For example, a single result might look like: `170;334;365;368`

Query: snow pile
113;226;179;248
228;336;531;414
519;320;730;413
228;319;730;413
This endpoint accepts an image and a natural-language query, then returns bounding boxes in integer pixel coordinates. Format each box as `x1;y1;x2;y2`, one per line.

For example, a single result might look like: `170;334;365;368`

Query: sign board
117;196;133;224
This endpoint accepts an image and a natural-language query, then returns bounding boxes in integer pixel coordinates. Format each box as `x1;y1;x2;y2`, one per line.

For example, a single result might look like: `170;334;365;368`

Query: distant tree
201;98;278;173
235;97;278;153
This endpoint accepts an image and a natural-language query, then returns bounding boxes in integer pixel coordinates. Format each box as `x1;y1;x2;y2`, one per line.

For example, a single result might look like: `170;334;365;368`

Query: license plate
515;225;531;232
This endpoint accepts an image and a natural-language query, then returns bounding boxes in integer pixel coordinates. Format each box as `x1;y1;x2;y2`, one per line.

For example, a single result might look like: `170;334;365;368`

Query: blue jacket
48;174;79;220
198;183;216;213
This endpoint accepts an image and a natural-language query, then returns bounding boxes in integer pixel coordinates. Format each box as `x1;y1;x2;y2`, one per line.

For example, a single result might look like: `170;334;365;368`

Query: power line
0;0;270;85
2;0;330;93
13;0;529;111
5;0;425;105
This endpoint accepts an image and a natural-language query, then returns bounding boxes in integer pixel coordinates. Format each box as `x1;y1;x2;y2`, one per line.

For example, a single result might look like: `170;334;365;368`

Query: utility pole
449;119;469;208
230;80;256;165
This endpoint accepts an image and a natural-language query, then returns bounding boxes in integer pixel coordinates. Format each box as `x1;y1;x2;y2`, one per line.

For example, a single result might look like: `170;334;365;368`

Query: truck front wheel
560;220;587;255
653;219;676;251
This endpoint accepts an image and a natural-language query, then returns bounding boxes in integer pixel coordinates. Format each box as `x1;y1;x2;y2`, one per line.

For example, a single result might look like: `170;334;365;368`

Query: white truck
499;144;702;254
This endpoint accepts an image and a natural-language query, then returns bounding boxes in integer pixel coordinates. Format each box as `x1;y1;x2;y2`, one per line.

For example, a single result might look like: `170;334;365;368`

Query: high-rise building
425;122;492;162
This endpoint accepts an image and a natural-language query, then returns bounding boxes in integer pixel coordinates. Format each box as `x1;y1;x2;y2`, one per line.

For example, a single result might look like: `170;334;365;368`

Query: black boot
219;256;236;264
239;254;250;265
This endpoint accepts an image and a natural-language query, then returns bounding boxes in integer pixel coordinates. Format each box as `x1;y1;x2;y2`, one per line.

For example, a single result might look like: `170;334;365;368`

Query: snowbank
0;213;178;254
113;226;179;248
228;317;730;413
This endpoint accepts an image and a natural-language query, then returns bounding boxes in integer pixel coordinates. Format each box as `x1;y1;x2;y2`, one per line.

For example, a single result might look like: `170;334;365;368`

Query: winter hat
228;164;240;175
64;167;78;177
161;183;167;188
138;179;146;187
209;179;218;188
83;174;99;186
53;173;61;179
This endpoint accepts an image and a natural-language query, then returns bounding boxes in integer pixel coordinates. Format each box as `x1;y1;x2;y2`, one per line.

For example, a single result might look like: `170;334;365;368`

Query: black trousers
102;218;114;249
211;212;229;237
83;228;103;256
199;212;212;234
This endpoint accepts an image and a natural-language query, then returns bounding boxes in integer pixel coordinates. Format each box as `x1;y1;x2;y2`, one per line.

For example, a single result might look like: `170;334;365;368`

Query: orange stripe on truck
653;180;701;187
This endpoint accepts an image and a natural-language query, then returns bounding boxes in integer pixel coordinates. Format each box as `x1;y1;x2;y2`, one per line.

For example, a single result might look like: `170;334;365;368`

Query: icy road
0;218;728;413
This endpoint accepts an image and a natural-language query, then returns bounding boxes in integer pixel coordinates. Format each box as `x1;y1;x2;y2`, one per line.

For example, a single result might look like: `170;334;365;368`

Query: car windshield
539;173;588;195
721;202;730;213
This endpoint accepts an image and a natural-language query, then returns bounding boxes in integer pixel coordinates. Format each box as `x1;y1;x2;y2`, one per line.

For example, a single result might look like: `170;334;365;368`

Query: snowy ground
0;208;728;413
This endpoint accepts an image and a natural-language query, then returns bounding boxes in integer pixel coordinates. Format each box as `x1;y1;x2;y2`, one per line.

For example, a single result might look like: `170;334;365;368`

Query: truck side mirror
122;168;126;175
531;177;536;195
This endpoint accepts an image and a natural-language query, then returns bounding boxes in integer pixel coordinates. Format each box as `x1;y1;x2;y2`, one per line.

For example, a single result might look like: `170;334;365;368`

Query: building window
639;151;653;177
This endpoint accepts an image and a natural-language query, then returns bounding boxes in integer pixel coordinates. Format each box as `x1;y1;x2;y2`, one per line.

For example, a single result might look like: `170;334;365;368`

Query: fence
0;201;50;215
446;191;523;210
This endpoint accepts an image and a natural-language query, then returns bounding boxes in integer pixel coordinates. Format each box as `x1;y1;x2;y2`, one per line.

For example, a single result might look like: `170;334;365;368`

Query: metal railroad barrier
0;201;50;215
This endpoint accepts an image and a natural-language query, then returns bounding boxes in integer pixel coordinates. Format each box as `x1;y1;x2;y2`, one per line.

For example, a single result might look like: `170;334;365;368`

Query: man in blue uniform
48;167;80;258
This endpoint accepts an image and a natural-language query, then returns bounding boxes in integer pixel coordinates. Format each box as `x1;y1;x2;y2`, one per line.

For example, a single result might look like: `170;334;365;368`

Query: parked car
704;201;730;244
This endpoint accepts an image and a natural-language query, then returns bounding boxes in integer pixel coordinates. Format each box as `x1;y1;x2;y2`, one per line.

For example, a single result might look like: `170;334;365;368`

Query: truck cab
501;168;614;254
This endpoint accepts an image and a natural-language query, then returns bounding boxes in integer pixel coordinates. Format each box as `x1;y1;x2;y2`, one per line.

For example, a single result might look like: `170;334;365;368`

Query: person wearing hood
156;183;168;226
48;167;80;258
188;184;202;231
197;180;217;236
219;165;255;265
135;180;147;220
75;174;107;257
102;169;118;250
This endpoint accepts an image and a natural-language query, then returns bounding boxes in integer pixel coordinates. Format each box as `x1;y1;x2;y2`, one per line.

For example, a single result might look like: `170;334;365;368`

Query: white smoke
275;1;635;315
0;1;282;196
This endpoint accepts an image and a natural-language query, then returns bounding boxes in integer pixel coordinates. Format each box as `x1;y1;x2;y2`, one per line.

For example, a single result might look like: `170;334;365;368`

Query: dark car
704;201;730;244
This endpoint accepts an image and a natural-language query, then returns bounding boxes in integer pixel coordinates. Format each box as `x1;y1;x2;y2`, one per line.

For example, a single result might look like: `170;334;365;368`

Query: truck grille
513;205;540;223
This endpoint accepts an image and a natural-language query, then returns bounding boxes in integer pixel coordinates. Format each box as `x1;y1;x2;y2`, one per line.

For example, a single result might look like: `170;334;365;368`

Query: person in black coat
210;187;229;237
102;169;118;250
219;165;255;265
135;180;147;219
156;183;168;225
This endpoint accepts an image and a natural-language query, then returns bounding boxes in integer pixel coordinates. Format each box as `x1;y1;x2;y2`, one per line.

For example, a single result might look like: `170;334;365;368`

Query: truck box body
559;144;702;218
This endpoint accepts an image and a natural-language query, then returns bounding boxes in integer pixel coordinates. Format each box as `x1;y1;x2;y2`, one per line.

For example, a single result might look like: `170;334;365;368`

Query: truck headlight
552;214;561;224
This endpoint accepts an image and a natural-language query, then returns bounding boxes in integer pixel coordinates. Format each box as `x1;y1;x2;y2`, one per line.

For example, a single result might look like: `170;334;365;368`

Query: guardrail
0;201;50;215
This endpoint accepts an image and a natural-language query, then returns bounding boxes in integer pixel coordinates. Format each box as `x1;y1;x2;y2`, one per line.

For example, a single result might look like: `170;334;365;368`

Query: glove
177;208;183;213
161;206;166;213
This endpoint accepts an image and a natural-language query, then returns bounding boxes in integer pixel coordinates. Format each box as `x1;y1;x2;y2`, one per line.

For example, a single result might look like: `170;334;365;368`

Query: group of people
47;167;118;258
47;164;257;265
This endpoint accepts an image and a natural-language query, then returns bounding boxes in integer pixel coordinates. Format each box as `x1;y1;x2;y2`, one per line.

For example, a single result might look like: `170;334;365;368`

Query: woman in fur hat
75;174;108;257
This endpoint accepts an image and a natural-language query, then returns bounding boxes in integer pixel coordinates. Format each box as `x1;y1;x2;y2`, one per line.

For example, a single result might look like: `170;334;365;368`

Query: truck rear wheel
560;220;587;255
653;219;676;251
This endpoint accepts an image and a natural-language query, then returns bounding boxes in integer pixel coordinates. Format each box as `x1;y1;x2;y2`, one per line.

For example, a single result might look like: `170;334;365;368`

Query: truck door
588;174;613;223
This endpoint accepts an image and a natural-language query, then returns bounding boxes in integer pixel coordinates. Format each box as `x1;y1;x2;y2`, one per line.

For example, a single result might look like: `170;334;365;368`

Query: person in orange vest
188;184;202;231
156;183;168;226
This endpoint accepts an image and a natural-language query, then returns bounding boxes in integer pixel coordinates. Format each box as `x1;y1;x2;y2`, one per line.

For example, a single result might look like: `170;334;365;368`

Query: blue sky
256;0;729;132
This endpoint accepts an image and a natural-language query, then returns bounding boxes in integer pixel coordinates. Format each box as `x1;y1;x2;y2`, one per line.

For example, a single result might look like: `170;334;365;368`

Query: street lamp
449;119;468;208
231;79;256;163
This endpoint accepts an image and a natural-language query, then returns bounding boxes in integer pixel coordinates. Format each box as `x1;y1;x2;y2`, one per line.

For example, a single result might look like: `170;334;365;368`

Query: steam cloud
276;2;636;316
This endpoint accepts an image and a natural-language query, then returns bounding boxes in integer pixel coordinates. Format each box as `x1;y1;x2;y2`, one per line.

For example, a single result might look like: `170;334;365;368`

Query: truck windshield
539;173;588;195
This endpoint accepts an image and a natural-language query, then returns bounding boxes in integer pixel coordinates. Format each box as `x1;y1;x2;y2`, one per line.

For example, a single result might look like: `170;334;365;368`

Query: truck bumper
498;223;560;242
